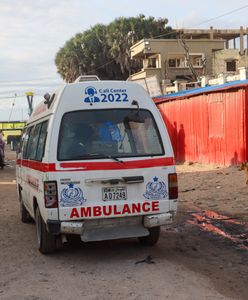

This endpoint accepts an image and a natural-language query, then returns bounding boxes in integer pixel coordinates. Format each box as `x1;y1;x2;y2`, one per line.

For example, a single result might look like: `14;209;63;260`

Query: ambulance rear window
58;109;164;161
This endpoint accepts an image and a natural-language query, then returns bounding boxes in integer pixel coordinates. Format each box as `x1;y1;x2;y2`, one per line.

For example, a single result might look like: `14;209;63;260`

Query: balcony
129;67;162;81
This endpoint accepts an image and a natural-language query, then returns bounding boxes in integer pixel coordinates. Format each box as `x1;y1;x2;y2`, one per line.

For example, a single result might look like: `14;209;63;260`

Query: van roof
27;80;154;125
74;75;100;82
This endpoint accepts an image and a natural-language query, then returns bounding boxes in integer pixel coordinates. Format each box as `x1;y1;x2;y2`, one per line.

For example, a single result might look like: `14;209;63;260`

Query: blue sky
0;0;248;120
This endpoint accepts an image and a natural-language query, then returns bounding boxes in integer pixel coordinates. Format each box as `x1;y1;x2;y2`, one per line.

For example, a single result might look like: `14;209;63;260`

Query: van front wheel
35;207;57;254
139;226;160;246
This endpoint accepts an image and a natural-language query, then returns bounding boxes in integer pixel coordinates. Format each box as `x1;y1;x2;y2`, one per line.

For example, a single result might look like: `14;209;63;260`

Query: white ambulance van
16;78;178;254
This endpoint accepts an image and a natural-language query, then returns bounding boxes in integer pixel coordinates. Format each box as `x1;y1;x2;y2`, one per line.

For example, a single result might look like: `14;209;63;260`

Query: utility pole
8;93;17;122
25;92;34;116
179;35;199;82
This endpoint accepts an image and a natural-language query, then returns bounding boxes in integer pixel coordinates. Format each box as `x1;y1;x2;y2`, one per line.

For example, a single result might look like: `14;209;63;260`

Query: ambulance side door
16;128;26;185
20;126;33;212
26;123;43;209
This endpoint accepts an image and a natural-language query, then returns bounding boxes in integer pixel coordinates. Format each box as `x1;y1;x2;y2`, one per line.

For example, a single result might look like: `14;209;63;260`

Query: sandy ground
0;147;247;300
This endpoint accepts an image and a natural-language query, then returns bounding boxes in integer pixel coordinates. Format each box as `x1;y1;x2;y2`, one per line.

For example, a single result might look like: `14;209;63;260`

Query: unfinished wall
213;49;248;76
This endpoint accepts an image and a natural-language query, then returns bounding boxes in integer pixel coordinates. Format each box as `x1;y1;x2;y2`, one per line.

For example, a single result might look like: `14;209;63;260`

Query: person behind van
84;121;121;155
99;121;121;142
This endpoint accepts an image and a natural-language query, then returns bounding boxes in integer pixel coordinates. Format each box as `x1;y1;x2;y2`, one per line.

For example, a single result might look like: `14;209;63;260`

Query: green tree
55;15;174;82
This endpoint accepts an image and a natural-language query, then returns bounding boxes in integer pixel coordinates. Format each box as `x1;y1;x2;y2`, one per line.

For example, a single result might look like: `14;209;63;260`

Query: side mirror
44;93;51;104
44;93;55;108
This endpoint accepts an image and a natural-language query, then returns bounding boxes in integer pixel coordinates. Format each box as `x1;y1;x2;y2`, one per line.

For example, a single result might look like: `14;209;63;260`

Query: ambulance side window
18;128;26;154
27;124;42;160
22;127;32;159
36;121;48;161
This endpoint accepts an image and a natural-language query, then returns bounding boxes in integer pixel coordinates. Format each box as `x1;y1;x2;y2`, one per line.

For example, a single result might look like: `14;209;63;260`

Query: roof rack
74;75;100;82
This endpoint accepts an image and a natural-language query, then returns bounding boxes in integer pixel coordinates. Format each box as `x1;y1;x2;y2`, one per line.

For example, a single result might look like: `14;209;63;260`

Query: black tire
139;226;160;246
35;207;57;254
20;193;32;223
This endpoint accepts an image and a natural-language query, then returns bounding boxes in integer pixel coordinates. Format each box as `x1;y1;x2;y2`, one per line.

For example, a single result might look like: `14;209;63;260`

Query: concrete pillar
210;26;214;39
240;26;244;55
233;38;236;49
239;67;248;80
225;40;229;49
246;28;248;51
201;76;209;87
174;81;179;93
218;73;227;85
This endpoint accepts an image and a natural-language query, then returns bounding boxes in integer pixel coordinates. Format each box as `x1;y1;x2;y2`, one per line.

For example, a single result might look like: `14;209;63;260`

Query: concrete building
129;27;248;93
213;49;248;76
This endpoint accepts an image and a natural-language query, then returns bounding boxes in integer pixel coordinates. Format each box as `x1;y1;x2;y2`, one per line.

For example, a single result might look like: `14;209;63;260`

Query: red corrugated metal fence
155;85;248;165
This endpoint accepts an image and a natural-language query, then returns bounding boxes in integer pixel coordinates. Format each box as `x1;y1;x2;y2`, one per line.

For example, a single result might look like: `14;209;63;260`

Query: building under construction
129;27;248;94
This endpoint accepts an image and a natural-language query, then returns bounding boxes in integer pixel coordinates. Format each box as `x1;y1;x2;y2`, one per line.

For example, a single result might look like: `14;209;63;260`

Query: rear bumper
47;212;174;236
143;213;173;228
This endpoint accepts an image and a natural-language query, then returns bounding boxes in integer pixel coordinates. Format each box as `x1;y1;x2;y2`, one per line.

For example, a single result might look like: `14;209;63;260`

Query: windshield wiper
107;155;124;163
93;153;124;163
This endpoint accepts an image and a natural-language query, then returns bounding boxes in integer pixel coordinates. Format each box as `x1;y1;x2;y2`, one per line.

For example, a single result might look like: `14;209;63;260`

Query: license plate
102;186;127;201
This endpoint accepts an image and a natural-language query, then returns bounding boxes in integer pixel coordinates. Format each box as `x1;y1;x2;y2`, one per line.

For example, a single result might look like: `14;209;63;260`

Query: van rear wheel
35;207;57;254
139;226;160;246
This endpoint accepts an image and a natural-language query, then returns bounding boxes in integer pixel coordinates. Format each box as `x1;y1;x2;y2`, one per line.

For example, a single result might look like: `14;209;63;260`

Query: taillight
168;173;178;199
44;181;58;208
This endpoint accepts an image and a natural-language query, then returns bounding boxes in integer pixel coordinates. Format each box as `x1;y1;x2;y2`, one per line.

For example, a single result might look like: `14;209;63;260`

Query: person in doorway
0;132;5;169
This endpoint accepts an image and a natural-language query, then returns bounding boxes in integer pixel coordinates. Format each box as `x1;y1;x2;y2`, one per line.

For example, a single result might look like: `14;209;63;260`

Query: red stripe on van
59;157;174;171
16;157;174;172
16;159;56;172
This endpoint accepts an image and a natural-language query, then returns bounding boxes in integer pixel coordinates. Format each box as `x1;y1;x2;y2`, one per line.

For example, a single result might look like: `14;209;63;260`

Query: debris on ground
135;255;155;265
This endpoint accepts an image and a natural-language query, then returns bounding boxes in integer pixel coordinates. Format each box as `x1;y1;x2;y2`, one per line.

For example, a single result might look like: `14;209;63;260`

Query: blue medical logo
60;183;86;207
143;176;168;200
84;86;100;103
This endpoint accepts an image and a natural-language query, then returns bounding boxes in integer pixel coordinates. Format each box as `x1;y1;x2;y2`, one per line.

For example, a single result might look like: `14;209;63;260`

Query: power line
190;4;248;28
0;76;63;84
151;30;177;40
0;95;24;99
0;93;45;100
87;59;116;74
153;4;248;39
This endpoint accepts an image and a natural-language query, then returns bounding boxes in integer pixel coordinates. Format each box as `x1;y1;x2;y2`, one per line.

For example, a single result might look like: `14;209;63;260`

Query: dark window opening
168;59;176;68
147;58;157;68
226;61;236;72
